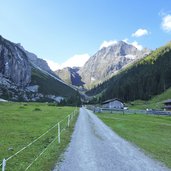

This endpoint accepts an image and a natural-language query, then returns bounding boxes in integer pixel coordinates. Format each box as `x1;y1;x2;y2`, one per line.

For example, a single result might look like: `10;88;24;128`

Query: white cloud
131;41;143;50
161;14;171;32
99;40;118;49
46;39;144;71
132;29;149;37
46;59;60;71
122;38;129;43
60;54;90;69
46;54;90;71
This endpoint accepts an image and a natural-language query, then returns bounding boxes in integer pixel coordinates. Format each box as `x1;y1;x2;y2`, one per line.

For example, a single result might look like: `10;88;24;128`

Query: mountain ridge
55;67;84;87
0;35;78;102
55;41;150;89
86;41;171;103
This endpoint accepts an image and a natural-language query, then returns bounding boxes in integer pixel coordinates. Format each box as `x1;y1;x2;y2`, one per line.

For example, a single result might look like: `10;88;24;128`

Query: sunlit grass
96;112;171;168
0;102;78;171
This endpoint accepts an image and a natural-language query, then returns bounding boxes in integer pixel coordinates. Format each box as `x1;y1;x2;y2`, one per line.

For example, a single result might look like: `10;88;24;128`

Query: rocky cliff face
55;67;84;87
0;35;77;101
79;41;150;88
16;43;55;76
0;36;31;87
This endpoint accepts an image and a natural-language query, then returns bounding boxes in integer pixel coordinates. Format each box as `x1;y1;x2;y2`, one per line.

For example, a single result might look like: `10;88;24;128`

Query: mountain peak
79;41;150;89
100;40;141;53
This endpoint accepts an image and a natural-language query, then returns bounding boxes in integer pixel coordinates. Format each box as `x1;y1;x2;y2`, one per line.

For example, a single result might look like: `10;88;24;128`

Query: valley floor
53;108;170;171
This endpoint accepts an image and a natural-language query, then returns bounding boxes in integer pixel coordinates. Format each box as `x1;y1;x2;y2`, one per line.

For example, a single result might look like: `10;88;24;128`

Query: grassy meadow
0;102;78;171
96;112;171;168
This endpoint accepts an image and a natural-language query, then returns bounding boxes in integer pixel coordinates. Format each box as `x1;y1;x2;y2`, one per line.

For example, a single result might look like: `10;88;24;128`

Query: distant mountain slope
0;35;77;101
79;41;150;89
55;41;150;89
55;67;84;87
86;41;171;102
17;44;56;75
31;67;76;97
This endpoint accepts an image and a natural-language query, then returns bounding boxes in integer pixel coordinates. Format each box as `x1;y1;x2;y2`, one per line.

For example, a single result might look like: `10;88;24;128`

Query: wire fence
99;108;171;116
1;108;78;171
86;105;171;116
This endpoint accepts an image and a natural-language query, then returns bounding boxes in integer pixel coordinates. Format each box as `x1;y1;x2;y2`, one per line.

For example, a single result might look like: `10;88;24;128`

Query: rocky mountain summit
79;41;150;88
16;43;56;76
55;41;150;89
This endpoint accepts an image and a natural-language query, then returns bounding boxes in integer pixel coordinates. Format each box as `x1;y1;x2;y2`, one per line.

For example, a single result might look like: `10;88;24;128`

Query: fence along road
54;107;170;171
94;107;171;116
1;109;78;171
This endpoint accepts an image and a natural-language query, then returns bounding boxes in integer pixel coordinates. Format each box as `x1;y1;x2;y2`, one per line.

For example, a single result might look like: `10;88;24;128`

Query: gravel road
53;107;170;171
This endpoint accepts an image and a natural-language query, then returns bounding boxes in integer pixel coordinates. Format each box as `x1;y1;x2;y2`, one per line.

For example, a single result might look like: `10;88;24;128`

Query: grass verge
0;102;79;171
96;112;171;168
128;87;171;110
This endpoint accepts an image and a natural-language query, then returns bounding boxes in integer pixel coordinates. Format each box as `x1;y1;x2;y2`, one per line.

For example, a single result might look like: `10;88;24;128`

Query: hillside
0;35;78;102
86;42;171;102
55;67;84;87
129;87;171;110
31;68;78;98
55;41;150;89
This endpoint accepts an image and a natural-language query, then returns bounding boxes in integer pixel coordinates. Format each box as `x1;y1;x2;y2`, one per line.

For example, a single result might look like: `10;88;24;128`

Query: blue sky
0;0;171;70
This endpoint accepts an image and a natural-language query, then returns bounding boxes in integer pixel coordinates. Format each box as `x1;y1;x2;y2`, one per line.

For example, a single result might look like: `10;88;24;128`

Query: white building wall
103;100;124;109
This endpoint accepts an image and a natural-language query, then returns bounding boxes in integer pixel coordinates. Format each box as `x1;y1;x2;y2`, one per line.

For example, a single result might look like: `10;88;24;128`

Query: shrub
34;108;41;111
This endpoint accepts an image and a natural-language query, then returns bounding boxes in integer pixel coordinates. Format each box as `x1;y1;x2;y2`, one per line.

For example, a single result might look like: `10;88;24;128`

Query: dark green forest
86;42;171;102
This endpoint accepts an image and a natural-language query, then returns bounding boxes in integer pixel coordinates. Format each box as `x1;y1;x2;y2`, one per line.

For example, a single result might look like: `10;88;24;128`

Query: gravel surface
53;107;170;171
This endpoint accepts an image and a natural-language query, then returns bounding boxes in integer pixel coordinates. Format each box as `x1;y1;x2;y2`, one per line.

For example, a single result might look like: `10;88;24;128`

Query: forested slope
86;42;171;102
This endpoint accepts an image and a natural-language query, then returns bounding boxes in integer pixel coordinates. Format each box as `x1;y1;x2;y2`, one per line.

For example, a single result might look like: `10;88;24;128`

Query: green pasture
96;112;171;168
0;102;78;171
